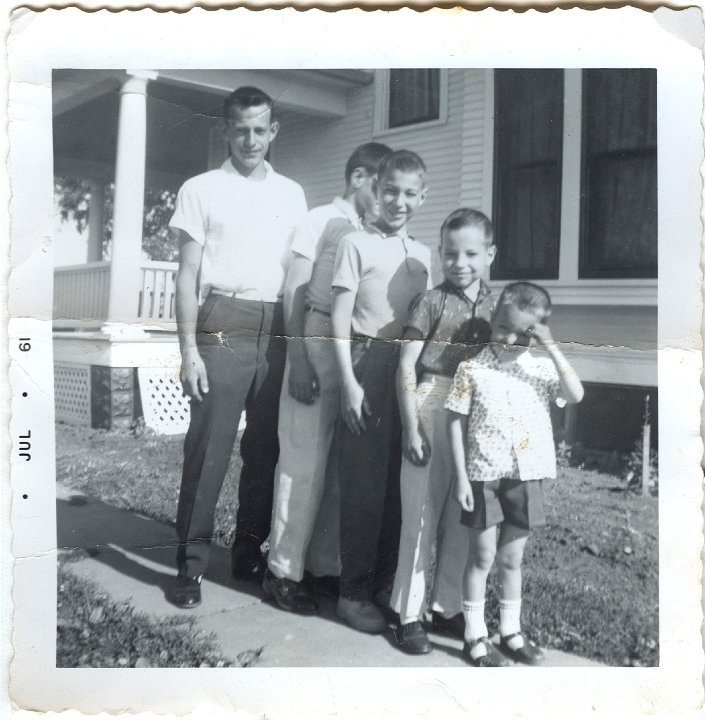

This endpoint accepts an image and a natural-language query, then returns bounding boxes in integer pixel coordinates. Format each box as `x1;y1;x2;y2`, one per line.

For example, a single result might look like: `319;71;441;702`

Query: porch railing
53;261;111;321
54;260;179;324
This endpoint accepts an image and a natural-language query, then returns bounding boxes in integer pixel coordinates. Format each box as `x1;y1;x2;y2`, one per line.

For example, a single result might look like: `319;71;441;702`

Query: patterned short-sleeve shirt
444;346;565;482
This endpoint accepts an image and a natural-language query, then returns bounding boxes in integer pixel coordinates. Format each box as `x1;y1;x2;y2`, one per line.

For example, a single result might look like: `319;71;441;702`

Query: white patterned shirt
444;346;566;482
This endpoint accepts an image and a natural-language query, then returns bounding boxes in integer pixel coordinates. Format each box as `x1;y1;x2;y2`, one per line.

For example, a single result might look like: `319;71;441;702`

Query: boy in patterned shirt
445;282;583;667
391;208;495;655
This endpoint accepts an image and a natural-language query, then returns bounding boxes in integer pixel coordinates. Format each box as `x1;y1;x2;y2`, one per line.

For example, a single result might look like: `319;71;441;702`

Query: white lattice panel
137;368;191;435
54;364;91;425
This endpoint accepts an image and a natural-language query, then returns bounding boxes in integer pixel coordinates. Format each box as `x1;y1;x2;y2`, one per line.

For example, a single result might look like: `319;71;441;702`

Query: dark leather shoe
499;632;545;665
231;546;265;582
396;621;432;655
262;569;319;615
170;574;201;609
431;611;465;639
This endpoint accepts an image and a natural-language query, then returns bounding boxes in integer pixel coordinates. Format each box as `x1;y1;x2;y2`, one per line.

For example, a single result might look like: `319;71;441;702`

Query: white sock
499;599;523;649
462;600;487;642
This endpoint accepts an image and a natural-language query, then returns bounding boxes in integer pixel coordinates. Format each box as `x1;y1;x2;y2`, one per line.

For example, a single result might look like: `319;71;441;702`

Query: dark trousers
176;295;286;578
338;338;402;601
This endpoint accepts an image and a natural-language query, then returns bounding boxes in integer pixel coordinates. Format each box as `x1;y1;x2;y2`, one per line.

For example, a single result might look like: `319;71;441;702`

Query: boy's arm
283;253;318;404
448;411;473;512
331;287;370;434
530;324;584;404
397;338;430;466
175;231;208;403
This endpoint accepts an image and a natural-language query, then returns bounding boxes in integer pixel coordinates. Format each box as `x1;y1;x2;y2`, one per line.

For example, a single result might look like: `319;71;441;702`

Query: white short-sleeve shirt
445;346;566;482
169;159;307;302
331;225;432;340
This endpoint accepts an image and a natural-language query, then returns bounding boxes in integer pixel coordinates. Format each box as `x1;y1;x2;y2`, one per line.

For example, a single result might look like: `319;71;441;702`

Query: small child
445;282;584;667
391;208;496;654
331;150;431;633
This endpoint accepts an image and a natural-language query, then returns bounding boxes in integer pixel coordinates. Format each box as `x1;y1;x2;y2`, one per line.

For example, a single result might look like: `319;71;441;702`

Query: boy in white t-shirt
264;143;391;615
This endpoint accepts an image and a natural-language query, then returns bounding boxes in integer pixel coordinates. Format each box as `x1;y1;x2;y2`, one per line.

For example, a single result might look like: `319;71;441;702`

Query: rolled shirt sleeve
331;235;362;293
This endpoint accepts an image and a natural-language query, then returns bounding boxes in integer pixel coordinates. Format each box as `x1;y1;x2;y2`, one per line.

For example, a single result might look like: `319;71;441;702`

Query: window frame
485;68;657;306
373;68;449;136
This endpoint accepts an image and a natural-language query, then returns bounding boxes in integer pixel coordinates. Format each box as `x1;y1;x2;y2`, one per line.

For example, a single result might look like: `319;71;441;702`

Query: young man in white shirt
168;86;307;609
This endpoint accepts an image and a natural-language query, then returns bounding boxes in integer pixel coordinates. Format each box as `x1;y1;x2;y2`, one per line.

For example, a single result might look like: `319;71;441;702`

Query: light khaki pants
391;374;470;624
267;310;341;582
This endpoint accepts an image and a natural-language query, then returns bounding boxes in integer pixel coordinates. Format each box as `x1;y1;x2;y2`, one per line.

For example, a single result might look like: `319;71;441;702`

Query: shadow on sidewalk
56;493;264;604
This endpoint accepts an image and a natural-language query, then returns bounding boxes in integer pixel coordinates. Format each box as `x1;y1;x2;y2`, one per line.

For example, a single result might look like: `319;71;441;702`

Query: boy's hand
341;379;371;435
180;347;209;402
402;424;431;467
455;476;474;513
529;323;555;348
288;355;320;405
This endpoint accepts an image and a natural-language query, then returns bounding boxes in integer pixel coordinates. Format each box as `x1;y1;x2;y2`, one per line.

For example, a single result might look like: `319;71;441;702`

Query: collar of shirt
332;196;363;229
441;278;491;304
363;222;411;242
220;158;273;179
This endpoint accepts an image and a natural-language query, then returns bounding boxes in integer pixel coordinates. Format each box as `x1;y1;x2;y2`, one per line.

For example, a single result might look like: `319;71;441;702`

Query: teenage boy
264;142;392;615
331;150;432;634
168;86;307;609
392;208;496;654
445;282;584;666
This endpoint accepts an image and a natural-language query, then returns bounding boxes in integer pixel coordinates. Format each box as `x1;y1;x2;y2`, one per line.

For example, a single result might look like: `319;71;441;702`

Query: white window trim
373;69;449;137
483;69;657;306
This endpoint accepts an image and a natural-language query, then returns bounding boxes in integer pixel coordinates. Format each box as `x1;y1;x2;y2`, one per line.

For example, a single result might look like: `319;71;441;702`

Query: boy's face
223;104;279;175
439;226;496;290
351;168;380;222
374;170;427;234
490;301;543;349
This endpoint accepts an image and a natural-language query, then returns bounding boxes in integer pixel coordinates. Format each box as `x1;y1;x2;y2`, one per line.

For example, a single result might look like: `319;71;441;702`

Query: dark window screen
580;69;657;279
493;69;564;280
388;69;441;129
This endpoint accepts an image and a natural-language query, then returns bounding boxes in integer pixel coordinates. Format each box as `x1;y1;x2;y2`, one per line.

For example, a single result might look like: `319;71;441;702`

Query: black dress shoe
499;632;545;665
396;621;432;655
170;574;201;609
262;569;319;615
431;611;465;639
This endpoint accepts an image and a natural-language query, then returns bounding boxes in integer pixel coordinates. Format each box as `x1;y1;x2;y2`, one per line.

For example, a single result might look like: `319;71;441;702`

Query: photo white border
5;6;704;717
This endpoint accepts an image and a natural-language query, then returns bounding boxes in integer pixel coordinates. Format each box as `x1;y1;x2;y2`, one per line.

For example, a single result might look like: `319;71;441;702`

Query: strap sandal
462;637;509;667
499;632;545;666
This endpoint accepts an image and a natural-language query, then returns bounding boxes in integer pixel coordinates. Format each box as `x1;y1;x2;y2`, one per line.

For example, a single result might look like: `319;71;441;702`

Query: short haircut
223;86;276;121
498;281;552;321
440;208;494;247
377;149;426;184
344;142;392;184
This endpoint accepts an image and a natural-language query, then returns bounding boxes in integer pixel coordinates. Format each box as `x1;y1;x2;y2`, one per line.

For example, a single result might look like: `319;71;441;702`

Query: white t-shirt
332;225;432;340
169;159;307;302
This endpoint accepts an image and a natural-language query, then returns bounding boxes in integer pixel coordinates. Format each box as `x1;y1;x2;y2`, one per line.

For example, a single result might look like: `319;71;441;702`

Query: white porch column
105;70;157;330
86;179;105;262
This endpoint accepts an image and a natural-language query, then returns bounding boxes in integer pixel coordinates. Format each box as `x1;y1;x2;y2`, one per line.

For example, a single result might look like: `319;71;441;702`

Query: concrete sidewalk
57;482;602;668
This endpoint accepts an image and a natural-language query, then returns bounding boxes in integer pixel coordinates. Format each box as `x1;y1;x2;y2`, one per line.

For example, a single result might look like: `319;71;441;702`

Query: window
374;69;448;134
580;69;657;279
492;70;564;280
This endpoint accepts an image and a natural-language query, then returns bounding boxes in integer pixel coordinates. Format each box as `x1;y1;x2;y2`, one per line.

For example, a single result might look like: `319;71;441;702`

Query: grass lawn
55;422;658;667
57;559;239;668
